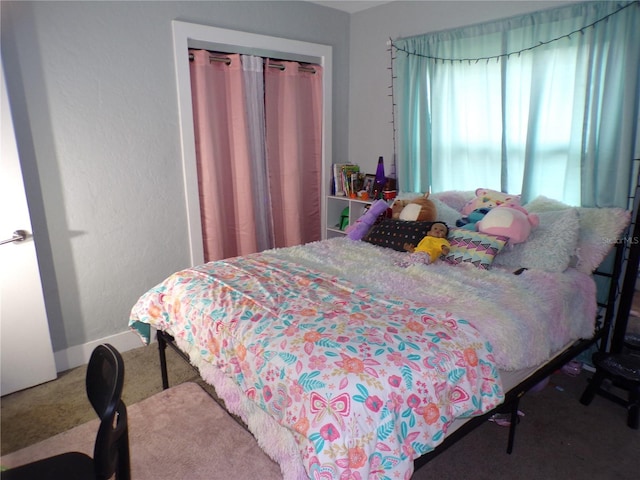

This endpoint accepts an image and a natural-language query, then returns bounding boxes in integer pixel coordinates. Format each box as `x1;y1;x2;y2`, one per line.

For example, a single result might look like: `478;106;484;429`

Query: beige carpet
2;344;639;479
1;382;282;479
1;344;199;455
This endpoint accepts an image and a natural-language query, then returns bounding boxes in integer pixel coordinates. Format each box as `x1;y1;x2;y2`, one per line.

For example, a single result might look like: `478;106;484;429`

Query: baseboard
53;330;151;372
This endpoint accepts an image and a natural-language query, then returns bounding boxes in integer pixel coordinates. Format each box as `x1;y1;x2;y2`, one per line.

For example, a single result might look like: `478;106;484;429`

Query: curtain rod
188;53;316;73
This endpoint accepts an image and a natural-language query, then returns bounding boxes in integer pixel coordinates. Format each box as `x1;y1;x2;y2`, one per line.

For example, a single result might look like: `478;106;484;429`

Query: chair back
86;344;130;480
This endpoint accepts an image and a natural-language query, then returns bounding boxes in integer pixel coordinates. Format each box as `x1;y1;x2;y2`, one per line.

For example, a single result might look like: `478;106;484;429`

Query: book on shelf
333;163;360;197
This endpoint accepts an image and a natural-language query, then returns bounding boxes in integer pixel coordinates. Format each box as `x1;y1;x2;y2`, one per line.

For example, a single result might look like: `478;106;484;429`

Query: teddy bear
346;199;390;240
391;193;437;222
455;207;492;230
461;188;521;216
477;203;539;244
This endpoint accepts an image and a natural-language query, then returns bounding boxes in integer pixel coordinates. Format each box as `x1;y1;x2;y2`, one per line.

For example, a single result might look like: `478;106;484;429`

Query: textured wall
1;1;350;352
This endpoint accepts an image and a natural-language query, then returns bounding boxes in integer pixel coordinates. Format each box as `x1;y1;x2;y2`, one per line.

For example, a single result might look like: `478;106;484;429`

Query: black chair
2;344;130;480
580;203;640;430
580;351;640;429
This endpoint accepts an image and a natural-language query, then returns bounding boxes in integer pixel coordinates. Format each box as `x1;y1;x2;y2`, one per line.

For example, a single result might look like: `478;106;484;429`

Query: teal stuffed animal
455;207;491;230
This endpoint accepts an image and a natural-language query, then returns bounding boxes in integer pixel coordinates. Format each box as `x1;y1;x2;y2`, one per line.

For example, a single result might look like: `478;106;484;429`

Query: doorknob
0;230;28;246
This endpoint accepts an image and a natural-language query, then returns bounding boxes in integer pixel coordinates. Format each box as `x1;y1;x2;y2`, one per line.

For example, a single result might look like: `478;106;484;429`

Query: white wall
0;0;576;368
348;0;573;176
1;1;350;362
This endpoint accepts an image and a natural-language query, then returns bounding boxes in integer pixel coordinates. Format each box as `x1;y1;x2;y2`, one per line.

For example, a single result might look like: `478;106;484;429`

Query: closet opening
172;21;333;266
188;48;323;261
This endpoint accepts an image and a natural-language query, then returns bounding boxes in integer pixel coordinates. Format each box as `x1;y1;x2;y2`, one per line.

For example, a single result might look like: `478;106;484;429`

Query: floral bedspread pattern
130;254;504;479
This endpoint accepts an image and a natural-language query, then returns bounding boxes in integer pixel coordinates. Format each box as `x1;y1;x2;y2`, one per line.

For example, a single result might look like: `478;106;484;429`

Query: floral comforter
130;249;504;479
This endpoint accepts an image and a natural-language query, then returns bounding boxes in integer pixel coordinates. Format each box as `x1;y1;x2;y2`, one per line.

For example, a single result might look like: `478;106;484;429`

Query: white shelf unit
326;196;373;238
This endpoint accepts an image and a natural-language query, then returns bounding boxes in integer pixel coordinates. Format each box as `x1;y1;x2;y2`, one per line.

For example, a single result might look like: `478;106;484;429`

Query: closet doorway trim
172;20;333;266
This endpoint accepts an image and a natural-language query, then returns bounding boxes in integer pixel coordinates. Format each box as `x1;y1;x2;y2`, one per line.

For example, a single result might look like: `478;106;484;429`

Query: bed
129;191;631;480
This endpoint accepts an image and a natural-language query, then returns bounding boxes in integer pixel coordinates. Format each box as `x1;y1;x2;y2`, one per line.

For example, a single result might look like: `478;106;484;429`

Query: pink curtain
190;51;257;261
190;50;323;261
265;61;323;247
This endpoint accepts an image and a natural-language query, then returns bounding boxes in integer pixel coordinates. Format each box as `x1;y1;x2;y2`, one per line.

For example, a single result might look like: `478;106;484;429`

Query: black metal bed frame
154;237;627;474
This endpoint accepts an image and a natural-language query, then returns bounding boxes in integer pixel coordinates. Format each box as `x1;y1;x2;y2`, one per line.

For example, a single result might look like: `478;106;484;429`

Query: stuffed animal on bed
391;193;437;222
456;207;492;230
346;199;389;240
477;203;539;244
461;188;521;216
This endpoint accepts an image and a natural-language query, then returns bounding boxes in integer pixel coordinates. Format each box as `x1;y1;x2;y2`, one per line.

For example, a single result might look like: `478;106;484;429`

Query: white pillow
524;196;631;273
493;209;580;272
430;190;475;212
431;197;463;226
523;196;569;213
573;208;631;273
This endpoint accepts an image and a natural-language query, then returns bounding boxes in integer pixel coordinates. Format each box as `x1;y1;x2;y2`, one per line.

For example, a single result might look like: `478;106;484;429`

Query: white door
1;63;57;396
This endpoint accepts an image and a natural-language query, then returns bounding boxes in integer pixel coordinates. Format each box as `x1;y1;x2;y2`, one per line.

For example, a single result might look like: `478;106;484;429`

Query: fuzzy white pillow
431;197;463;226
524;196;631;273
572;208;631;273
430;190;475;212
493;209;580;272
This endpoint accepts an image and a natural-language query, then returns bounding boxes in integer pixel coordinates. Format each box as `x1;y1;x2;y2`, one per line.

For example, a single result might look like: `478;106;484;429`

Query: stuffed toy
391;193;437;222
477;203;540;244
456;207;492;230
391;199;409;218
461;188;521;216
346;199;389;240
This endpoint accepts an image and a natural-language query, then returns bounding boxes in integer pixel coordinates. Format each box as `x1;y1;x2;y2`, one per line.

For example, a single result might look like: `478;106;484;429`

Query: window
394;1;639;208
427;41;582;203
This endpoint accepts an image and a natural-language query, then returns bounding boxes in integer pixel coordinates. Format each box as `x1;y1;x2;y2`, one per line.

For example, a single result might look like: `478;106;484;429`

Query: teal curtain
395;1;640;207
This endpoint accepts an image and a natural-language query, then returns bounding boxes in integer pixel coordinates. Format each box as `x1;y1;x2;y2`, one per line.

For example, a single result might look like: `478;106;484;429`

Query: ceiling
309;1;393;14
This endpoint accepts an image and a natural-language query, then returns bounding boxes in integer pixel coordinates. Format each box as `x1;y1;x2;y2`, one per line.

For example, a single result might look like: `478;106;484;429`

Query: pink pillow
461;188;521;216
477;204;539;245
